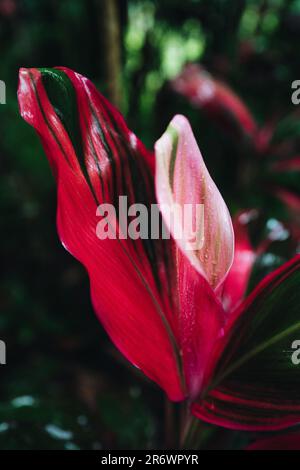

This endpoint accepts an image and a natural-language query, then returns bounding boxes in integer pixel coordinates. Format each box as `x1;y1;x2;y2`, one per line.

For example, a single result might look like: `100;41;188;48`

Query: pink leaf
155;114;234;290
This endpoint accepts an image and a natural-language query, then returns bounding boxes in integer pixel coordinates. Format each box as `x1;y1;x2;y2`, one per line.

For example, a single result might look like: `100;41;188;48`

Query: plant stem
180;406;195;449
180;405;207;449
99;0;122;107
164;397;176;449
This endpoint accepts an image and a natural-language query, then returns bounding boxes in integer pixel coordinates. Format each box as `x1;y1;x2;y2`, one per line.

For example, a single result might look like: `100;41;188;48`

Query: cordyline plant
18;67;300;448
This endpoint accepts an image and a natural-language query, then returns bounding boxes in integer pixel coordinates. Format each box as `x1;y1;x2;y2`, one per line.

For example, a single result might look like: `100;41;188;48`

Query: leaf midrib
206;320;300;395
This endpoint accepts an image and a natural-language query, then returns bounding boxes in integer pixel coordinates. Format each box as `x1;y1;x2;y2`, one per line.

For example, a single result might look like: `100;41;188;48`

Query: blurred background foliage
1;0;300;449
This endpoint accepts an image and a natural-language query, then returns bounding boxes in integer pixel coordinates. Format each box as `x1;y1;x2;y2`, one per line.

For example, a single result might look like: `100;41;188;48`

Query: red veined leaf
192;255;300;430
18;67;225;400
18;67;185;400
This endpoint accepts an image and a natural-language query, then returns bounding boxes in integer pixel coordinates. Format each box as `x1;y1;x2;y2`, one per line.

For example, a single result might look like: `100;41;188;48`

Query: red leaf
274;188;300;215
271;157;300;173
18;67;185;400
155;114;232;396
171;64;257;139
247;433;300;450
221;210;256;311
18;67;226;400
176;250;225;398
192;256;300;430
